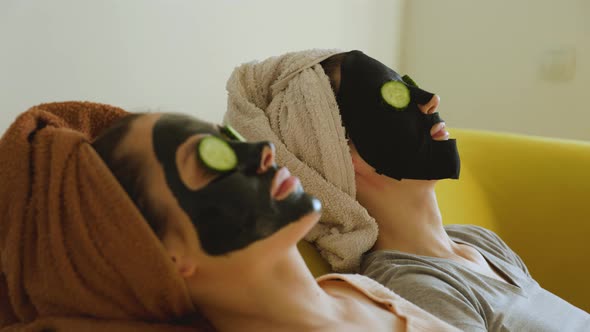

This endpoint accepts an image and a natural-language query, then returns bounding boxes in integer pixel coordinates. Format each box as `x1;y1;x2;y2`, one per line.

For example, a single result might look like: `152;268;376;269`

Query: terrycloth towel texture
224;49;378;273
0;102;212;331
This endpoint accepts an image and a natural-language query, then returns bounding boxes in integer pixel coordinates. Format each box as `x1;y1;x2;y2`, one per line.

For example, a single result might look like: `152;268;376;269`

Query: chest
334;299;404;332
321;280;403;332
452;243;516;286
480;284;590;331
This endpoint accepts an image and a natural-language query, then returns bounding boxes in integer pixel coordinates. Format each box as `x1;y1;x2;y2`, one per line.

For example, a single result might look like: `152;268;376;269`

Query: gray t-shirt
361;225;590;331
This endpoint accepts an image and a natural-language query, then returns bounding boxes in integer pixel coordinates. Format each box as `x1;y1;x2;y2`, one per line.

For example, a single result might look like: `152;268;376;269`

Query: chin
279;208;322;247
286;195;322;231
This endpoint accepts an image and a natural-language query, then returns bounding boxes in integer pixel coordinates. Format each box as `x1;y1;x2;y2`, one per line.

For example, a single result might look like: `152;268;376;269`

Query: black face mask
152;114;319;256
337;50;460;180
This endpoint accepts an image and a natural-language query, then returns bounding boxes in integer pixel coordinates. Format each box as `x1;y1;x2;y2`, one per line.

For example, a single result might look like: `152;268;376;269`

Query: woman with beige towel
223;49;590;331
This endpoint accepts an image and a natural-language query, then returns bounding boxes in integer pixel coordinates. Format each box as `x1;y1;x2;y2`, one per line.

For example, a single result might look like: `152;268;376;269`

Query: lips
270;167;301;200
430;122;450;141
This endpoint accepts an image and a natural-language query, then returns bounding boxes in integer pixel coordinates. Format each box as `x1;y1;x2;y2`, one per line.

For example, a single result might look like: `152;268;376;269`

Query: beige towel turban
224;49;378;272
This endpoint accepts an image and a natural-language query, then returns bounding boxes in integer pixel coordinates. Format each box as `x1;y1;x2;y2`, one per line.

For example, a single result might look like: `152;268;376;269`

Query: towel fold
224;49;378;272
0;102;212;331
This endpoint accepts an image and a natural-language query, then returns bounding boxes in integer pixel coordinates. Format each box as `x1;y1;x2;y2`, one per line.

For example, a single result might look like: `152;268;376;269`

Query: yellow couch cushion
446;129;590;312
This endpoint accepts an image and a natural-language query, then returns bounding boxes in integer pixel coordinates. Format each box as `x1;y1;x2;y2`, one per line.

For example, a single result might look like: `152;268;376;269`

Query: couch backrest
435;147;497;230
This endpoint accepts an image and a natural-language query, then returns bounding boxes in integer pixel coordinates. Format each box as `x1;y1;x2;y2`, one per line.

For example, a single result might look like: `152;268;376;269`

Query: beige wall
0;0;405;135
401;0;589;141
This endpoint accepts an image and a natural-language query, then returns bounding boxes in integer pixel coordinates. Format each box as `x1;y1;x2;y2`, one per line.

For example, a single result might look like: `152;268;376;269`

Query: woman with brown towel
90;111;458;331
0;102;456;331
223;50;590;332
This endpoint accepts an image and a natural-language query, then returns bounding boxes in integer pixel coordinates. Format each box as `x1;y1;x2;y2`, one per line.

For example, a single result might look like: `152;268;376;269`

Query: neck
357;173;455;257
195;246;342;332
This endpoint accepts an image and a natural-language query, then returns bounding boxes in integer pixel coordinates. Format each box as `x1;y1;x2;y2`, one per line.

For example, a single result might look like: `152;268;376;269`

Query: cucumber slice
381;81;411;110
221;124;246;142
198;136;238;172
402;74;419;88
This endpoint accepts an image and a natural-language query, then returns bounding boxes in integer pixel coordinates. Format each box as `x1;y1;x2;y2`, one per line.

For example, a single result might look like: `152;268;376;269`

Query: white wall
0;0;405;136
401;0;589;141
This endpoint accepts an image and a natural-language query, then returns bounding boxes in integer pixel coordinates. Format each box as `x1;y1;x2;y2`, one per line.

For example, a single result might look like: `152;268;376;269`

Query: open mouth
271;167;300;200
430;122;449;140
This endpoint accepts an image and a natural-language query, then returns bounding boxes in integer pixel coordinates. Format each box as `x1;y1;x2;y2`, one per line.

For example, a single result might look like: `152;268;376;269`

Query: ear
348;142;378;177
161;228;199;278
170;250;197;278
348;141;361;170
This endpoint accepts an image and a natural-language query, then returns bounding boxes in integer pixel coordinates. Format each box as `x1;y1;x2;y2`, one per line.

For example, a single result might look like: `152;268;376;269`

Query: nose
418;94;440;114
257;143;276;174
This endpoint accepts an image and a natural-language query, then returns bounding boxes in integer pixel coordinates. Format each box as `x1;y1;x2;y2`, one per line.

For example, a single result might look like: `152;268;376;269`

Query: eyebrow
216;126;239;141
215;125;227;137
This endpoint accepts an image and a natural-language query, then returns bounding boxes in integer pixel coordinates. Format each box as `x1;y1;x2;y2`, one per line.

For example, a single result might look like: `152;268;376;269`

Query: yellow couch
298;128;590;313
